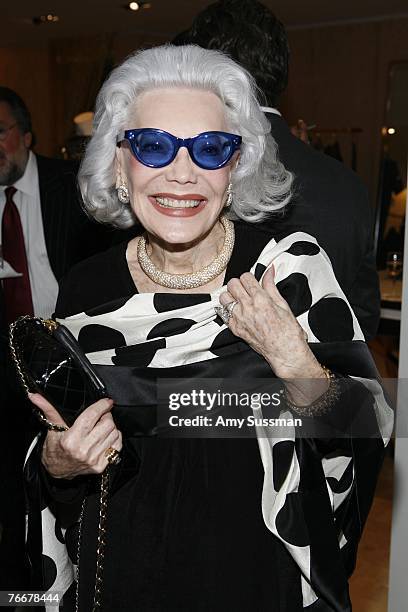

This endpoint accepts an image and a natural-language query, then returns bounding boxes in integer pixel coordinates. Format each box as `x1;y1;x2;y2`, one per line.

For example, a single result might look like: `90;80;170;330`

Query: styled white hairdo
78;44;293;228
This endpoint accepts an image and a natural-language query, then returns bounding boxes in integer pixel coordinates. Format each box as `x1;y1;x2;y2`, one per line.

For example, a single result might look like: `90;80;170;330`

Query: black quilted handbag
9;315;108;430
10;316;116;609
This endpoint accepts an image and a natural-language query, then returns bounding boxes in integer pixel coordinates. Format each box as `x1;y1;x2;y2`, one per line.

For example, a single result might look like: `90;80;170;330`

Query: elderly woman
25;45;391;612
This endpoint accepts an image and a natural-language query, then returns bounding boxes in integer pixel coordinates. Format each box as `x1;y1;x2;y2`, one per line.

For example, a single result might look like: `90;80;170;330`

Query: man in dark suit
0;88;111;326
0;87;111;588
174;0;380;341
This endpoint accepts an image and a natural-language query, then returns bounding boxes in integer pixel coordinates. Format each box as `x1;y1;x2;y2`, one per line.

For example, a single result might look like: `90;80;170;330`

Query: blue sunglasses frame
116;128;242;170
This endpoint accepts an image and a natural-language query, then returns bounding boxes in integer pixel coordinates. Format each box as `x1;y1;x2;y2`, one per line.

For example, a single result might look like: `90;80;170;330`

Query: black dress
54;223;303;611
26;222;390;612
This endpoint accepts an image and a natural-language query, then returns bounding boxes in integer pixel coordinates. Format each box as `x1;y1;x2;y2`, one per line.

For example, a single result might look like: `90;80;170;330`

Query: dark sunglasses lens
134;131;174;167
193;133;234;169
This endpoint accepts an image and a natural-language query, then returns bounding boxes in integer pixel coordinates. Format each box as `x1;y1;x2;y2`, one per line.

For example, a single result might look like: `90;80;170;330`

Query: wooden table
378;269;402;337
379;269;402;322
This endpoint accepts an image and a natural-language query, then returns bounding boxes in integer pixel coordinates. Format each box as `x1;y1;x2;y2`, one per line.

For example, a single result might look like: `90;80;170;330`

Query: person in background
173;0;380;341
0;87;112;326
0;87;111;589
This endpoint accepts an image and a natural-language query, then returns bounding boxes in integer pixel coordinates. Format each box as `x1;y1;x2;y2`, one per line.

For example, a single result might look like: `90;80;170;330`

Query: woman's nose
164;146;198;183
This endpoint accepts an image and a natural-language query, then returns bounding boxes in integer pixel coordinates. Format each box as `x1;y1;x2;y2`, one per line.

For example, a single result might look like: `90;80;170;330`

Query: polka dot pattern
326;459;354;494
85;296;132;316
209;328;247;357
272;441;295;491
276;273;312;317
308;297;354;342
286;241;320;256
78;324;126;353
275;493;309;547
254;263;267;281
42;553;58;590
25;231;385;610
153;293;211;312
147;318;195;340
54;519;65;545
113;338;166;367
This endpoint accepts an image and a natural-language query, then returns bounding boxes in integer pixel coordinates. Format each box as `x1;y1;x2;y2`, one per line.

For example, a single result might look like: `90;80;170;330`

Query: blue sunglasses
116;128;242;170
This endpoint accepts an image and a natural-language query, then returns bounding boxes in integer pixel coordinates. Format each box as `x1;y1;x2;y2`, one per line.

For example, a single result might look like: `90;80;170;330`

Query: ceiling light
32;13;59;25
123;1;152;11
387;127;396;135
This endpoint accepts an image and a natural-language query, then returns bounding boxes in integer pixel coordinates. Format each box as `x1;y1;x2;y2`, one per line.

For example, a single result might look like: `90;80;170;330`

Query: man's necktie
2;186;34;323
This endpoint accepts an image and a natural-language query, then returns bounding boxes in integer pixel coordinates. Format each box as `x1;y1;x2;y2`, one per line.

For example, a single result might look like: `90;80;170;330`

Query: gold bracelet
283;365;341;417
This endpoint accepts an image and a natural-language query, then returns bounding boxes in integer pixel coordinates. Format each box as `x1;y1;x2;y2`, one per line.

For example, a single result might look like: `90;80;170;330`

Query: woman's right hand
29;393;123;480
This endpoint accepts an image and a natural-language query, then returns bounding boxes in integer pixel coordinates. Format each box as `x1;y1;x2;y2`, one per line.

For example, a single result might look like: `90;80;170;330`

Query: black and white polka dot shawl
24;232;393;611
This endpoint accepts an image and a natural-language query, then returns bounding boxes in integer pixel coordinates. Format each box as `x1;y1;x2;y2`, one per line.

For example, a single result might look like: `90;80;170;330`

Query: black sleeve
40;464;88;507
347;191;380;341
53;263;92;319
54;241;133;318
348;245;380;341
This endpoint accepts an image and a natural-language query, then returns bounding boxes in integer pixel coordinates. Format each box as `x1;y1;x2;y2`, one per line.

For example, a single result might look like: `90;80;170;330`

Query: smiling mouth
154;196;205;209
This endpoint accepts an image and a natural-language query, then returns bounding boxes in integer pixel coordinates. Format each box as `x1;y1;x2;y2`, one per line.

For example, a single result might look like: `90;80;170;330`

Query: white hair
78;44;293;228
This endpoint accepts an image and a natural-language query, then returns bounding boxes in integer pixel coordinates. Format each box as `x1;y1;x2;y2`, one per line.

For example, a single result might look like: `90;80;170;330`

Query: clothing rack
308;127;362;171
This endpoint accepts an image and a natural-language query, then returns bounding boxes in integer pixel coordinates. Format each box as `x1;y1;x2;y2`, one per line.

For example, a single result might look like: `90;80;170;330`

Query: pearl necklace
137;215;235;290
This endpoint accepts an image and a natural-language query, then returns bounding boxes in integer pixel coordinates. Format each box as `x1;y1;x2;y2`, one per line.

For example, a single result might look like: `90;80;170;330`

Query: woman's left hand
219;266;322;380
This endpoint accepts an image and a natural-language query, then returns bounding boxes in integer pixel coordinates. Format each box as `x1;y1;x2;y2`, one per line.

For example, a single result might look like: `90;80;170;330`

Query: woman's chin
151;227;206;247
141;207;222;246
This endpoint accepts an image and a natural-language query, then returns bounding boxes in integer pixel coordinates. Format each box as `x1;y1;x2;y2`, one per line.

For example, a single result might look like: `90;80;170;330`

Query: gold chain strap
75;468;111;612
10;316;111;609
75;497;86;612
8;315;69;432
9;315;38;396
93;469;110;610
